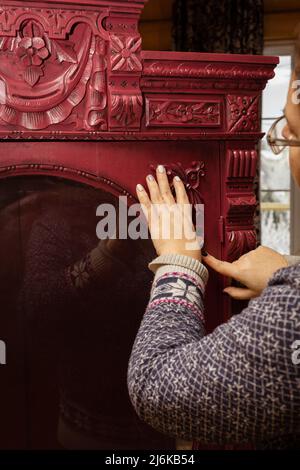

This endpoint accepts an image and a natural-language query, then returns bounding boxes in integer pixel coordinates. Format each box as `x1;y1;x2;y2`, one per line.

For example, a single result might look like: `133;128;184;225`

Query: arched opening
0;175;173;449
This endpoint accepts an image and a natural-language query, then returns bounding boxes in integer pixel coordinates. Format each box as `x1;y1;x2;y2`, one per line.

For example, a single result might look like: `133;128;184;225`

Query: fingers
223;286;257;300
173;175;189;205
156;165;175;205
137;165;190;215
202;253;239;278
146;174;163;204
136;183;151;220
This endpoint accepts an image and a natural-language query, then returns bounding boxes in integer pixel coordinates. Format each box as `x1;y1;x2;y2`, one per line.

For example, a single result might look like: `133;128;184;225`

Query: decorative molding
145;98;221;128
107;33;143;130
150;160;205;205
104;17;138;34
143;61;276;82
0;131;264;141
226;150;257;179
0;161;135;199
226;195;257;222
0;1;277;139
0;5;104;38
141;78;262;92
224;148;258;261
227;95;260;132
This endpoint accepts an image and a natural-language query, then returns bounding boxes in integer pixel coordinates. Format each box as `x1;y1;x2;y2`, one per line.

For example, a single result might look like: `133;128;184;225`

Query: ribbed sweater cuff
149;253;209;286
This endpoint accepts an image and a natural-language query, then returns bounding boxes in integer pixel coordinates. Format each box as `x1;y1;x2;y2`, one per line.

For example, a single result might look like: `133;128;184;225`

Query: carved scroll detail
227;230;257;262
110;93;143;128
83;36;107;131
146;99;221;128
0;19;109;131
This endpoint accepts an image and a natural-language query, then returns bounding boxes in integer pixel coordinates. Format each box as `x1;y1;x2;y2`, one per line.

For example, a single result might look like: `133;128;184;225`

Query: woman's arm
128;165;300;447
127;261;300;445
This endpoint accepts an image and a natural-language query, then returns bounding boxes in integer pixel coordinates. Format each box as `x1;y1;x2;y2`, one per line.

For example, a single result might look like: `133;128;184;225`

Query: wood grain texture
264;11;300;41
140;0;172;50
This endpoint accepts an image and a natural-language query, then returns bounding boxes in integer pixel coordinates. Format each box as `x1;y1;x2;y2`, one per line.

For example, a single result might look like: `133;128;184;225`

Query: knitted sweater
127;257;300;449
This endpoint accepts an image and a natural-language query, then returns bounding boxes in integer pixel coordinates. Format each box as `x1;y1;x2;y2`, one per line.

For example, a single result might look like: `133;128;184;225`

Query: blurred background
140;0;300;256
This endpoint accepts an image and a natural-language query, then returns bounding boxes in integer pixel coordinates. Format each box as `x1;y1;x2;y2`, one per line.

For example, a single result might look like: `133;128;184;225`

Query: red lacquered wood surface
0;0;278;449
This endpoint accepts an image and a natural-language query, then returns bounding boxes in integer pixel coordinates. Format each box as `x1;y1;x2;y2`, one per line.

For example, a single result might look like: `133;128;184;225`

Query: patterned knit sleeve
127;263;300;447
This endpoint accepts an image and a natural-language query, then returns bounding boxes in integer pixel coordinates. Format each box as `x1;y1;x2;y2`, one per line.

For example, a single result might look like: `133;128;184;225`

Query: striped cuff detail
152;266;206;297
147;297;205;323
149;271;204;317
149;253;209;286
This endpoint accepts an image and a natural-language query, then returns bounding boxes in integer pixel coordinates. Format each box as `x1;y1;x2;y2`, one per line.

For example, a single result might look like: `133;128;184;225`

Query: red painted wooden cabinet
0;0;277;449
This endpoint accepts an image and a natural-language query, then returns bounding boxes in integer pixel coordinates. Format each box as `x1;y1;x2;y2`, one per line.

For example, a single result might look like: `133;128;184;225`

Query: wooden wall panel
264;0;300;13
264;11;300;41
140;0;173;50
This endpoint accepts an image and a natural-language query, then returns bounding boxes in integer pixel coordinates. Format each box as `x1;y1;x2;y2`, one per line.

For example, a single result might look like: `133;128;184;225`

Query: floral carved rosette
150;160;205;206
16;21;50;87
110;35;142;72
0;18;107;131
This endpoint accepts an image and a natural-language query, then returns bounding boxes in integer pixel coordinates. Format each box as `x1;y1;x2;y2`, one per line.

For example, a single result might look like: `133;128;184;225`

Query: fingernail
202;250;208;257
157;165;165;173
136;184;144;192
147;174;154;181
174;175;181;182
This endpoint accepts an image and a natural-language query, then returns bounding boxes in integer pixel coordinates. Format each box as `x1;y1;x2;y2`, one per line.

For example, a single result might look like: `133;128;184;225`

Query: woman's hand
203;246;288;300
136;165;202;261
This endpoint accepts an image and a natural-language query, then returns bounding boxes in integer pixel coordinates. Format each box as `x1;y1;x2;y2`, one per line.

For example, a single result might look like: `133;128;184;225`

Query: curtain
173;0;264;55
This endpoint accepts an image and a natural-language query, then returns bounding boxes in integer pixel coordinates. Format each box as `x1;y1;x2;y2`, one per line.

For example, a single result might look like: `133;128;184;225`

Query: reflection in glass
0;177;174;450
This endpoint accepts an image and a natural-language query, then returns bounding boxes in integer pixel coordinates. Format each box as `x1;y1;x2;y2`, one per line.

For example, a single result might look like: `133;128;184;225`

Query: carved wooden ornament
0;0;278;325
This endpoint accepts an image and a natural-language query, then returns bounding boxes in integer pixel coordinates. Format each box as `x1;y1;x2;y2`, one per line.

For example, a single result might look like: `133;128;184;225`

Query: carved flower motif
150;161;205;206
17;37;49;67
110;35;142;72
